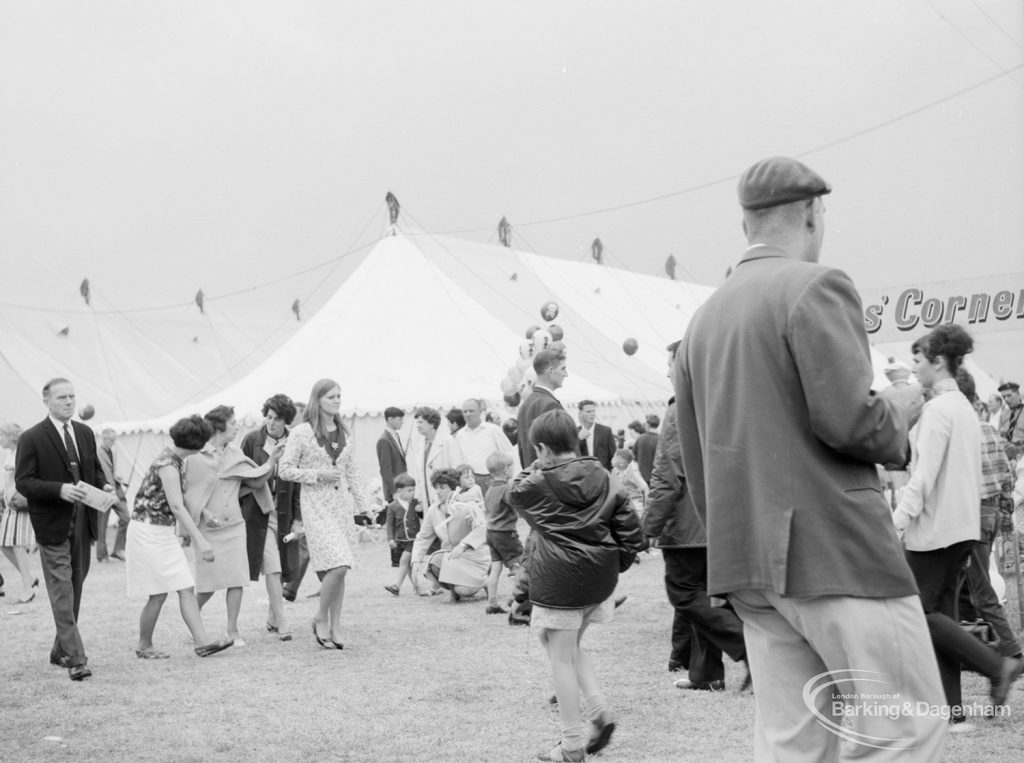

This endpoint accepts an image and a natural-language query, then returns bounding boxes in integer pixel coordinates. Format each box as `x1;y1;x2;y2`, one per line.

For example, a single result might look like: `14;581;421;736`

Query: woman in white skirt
1;423;39;603
127;416;233;659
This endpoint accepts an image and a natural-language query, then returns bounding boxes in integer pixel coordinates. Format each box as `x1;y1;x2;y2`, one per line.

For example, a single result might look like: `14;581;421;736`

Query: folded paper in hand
76;481;114;511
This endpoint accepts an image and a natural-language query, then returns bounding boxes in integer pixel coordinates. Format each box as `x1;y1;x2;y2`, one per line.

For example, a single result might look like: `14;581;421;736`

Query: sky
1;2;1021;365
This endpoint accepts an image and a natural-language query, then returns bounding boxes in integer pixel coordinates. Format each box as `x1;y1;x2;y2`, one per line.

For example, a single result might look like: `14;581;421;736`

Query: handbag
959;618;999;648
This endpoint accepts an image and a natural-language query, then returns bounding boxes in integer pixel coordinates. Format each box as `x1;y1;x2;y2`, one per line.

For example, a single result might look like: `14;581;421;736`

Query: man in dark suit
240;394;300;635
675;158;945;757
576;399;615;470
15;378;111;681
377;407;407;566
643;345;747;691
516;348;567;466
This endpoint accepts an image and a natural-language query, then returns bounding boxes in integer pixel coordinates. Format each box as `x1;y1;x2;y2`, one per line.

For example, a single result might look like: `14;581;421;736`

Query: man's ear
805;200;817;232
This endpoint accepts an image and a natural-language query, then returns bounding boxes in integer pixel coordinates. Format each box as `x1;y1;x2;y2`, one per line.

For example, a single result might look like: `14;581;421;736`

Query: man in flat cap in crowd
997;382;1023;453
674;157;947;759
878;357;925;509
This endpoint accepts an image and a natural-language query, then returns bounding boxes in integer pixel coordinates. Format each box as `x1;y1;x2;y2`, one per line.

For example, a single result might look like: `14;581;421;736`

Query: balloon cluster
500;302;566;407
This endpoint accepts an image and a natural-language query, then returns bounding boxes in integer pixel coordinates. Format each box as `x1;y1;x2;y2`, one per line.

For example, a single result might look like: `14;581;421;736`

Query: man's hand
59;483;88;503
646;536;660;549
388;539;397;550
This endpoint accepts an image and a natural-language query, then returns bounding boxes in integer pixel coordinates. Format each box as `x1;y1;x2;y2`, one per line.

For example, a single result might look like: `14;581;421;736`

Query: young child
384;474;421;596
611;448;648;517
454;463;484;505
509;410;645;762
482;451;521;615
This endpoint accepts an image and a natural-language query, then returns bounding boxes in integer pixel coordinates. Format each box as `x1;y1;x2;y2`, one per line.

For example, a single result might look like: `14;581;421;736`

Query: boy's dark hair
384;406;405;420
393;473;416;490
627;419;645;435
577;399;596;410
262;394;296;423
645;413;660;429
446;408;466;432
529;410;579;454
614;447;634;463
430;468;461;490
486;451;514;476
454;463;474;476
204;405;235;433
170;415;214;450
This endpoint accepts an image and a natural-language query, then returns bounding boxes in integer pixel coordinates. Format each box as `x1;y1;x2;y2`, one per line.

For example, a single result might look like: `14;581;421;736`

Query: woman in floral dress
279;378;367;649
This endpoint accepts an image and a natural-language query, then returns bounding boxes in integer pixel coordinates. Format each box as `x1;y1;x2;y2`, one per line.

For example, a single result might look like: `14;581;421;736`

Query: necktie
64;424;82;482
579;432;589;456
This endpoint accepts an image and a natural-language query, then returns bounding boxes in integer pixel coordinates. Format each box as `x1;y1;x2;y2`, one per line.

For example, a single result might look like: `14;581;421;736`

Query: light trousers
730;589;946;762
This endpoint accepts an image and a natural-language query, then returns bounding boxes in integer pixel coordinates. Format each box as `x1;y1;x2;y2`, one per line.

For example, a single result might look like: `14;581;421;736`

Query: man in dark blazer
15;378;111;681
576;399;615;470
516;348;567;466
643;391;747;691
240;394;301;630
377;406;407;566
675;158;945;758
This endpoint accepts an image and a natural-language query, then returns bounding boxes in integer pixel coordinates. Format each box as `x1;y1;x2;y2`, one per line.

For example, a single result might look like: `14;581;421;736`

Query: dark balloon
79;404;95;420
623;338;639;356
548;324;564;341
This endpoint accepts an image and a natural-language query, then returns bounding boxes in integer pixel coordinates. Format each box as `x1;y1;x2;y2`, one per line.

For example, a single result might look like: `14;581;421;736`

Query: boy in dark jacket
384;474;421;596
510;410;645;763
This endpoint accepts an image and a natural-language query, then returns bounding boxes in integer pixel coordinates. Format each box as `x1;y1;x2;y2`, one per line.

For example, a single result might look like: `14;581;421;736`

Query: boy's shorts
531;594;616;631
392;540;413;555
487;530;523;565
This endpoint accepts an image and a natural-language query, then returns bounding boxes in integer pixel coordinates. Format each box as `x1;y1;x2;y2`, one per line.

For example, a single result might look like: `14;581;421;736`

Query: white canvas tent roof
107;234;622;434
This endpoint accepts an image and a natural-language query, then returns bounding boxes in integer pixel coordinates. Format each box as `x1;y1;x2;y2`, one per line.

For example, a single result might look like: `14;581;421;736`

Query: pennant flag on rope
664;255;676;280
498;217;512;248
385;191;401;228
591;238;604;265
291;298;301;321
79;278;91;305
195;289;205;314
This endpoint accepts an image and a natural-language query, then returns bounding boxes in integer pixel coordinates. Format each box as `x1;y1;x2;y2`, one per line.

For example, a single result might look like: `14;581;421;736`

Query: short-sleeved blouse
132;448;184;527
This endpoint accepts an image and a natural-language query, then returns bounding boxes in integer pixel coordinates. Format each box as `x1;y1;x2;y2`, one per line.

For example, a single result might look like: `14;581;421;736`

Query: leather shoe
991;655;1024;705
50;652;72;668
674;678;725;691
69;665;93;681
586;714;616;755
485;605;508;614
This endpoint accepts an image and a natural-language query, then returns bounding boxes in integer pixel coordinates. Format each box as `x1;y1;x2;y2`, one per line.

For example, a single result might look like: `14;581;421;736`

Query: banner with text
859;273;1024;343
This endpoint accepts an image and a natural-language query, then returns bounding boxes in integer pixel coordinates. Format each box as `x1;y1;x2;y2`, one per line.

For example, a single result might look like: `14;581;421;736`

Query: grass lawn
2;532;1024;762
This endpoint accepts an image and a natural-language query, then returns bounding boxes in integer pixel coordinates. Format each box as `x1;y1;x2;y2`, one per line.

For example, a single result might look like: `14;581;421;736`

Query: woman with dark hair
404;406;462;508
893;325;1023;719
126;416;233;658
279;379;368;649
240;394;302;641
410;468;489;599
186;405;281;647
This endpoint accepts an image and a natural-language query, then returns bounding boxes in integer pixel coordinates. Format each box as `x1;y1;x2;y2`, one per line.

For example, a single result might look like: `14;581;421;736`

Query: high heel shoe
312;621;331;649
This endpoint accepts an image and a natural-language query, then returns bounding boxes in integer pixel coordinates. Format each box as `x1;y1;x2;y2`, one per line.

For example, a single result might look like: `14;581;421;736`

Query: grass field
2;532;1024;762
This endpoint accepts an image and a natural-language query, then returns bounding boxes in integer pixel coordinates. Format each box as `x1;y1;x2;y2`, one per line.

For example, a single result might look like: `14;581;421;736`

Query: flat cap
998;381;1020;392
738;157;831;210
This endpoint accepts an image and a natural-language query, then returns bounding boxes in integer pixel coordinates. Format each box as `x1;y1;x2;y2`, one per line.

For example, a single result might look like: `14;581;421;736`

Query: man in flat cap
998;382;1023;451
674;157;946;759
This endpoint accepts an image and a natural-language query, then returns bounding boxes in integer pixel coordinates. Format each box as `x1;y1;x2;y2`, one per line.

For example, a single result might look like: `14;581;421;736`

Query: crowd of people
3;156;1024;761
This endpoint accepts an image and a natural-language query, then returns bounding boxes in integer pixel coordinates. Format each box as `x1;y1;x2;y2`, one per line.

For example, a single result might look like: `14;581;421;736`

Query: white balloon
532;328;552;353
519;339;533;360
